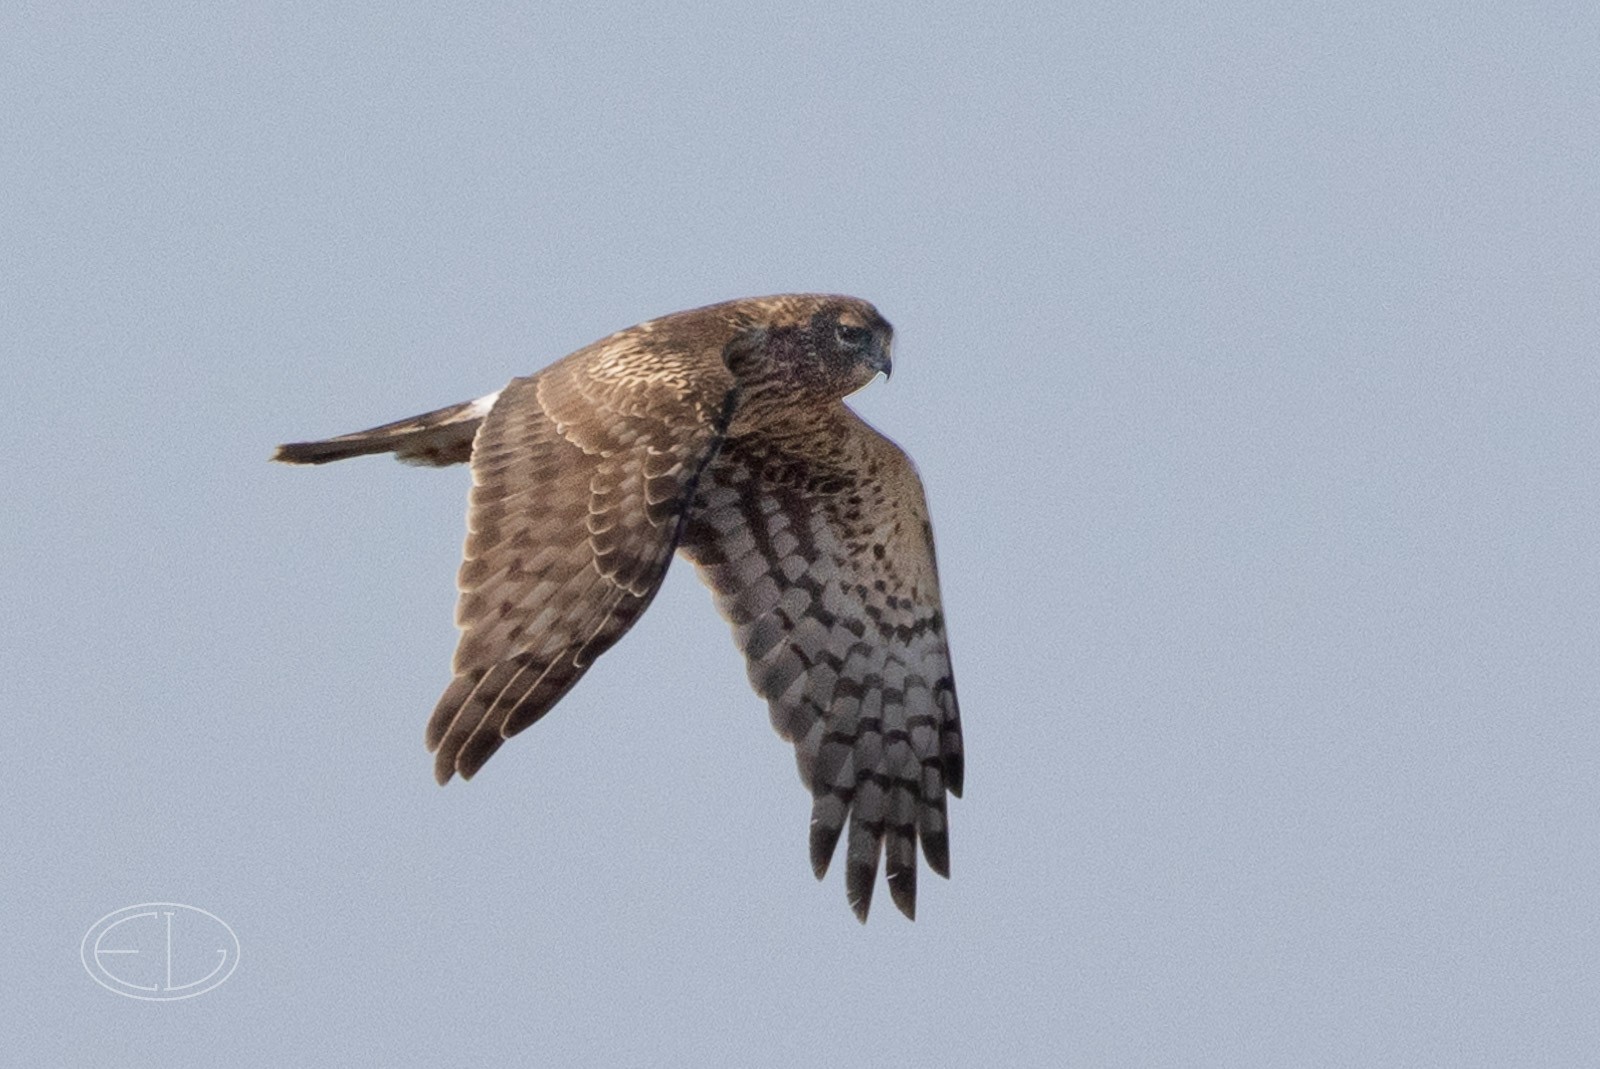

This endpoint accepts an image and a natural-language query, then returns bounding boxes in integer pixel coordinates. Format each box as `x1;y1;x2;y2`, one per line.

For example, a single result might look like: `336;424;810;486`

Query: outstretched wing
679;408;963;921
428;342;735;783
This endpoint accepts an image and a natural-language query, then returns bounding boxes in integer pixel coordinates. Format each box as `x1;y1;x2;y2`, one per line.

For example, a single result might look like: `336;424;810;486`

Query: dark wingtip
922;833;950;880
456;733;501;782
433;754;456;786
945;751;964;798
810;816;844;880
888;873;916;921
845;858;877;923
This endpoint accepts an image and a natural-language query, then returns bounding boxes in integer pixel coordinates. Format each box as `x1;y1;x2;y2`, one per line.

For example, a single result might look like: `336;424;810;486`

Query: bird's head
722;294;894;402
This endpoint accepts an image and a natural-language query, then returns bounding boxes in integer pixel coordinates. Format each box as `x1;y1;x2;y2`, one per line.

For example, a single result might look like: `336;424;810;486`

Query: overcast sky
5;2;1597;1066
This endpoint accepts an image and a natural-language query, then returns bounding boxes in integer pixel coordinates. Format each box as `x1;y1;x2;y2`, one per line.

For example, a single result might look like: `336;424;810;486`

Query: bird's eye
835;323;872;347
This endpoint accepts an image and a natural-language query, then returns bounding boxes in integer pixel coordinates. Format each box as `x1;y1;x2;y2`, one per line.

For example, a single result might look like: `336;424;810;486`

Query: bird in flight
275;294;963;921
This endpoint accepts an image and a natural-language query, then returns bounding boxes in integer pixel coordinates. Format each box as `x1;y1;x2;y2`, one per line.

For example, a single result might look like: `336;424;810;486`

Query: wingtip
809;814;844;880
887;866;917;920
845;858;877;923
945;752;964;799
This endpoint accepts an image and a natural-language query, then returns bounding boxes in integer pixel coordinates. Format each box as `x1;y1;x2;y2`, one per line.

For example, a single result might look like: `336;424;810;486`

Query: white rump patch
467;390;503;419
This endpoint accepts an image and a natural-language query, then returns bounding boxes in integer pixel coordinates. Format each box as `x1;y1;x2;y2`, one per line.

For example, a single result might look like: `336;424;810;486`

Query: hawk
275;295;963;921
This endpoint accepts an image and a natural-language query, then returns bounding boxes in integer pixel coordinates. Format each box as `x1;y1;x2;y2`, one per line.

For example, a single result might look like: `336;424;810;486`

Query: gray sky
5;2;1597;1065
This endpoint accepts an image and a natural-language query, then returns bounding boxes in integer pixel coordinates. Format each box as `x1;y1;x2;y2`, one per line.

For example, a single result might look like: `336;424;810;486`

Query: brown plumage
275;294;963;921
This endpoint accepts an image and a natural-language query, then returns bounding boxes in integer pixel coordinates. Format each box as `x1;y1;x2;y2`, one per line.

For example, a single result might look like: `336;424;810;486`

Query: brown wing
679;408;963;921
427;342;735;783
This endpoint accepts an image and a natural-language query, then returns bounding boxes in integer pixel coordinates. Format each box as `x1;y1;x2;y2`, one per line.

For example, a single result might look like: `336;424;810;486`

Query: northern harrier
275;295;963;921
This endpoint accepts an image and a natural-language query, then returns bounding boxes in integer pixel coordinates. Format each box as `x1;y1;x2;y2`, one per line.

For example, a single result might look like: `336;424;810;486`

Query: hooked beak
870;340;893;381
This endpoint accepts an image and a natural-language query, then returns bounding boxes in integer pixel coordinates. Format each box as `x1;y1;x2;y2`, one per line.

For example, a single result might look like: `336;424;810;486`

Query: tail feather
273;392;499;467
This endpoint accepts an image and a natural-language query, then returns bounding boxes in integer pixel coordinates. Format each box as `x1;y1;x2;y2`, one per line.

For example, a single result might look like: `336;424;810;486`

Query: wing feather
679;407;962;921
427;339;734;783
